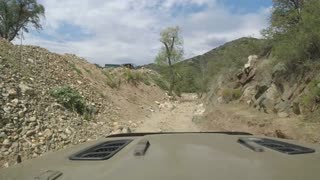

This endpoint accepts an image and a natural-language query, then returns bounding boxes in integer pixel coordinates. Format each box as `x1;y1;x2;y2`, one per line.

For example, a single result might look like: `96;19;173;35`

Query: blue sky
20;0;272;65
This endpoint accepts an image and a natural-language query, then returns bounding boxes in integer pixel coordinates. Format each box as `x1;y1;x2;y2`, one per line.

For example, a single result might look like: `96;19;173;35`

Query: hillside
147;35;320;143
147;37;269;94
0;39;168;167
186;39;320;143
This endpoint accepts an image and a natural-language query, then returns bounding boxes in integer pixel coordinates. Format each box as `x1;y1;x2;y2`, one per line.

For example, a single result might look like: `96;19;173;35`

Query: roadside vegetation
49;86;96;120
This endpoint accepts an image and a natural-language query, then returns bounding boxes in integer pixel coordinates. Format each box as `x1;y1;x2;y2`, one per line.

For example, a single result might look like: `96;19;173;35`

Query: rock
278;112;289;118
60;133;68;140
275;129;288;139
261;83;281;112
194;104;205;116
8;88;17;98
10;99;19;107
121;127;131;134
2;139;11;147
65;128;72;135
18;83;33;95
27;58;34;63
112;122;119;127
244;55;258;69
110;129;122;135
240;86;256;102
28;116;36;122
317;83;320;89
3;106;11;113
26;130;36;137
159;102;175;111
0;132;7;138
155;101;160;105
217;97;225;104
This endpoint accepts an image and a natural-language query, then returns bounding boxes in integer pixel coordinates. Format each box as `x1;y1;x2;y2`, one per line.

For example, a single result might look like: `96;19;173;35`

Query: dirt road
134;95;320;144
135;98;200;132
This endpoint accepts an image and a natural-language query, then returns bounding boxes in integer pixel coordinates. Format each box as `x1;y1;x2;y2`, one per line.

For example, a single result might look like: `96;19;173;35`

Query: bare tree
155;26;184;95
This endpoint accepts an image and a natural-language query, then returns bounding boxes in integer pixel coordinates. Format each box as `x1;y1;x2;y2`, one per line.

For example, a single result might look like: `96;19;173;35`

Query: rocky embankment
0;39;165;167
202;55;320;142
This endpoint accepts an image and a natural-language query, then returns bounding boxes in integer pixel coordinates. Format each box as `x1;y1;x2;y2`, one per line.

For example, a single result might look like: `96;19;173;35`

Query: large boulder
254;83;282;113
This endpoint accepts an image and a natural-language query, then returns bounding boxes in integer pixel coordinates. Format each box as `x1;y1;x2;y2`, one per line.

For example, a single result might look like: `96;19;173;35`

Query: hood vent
239;138;315;155
255;138;315;155
69;139;132;160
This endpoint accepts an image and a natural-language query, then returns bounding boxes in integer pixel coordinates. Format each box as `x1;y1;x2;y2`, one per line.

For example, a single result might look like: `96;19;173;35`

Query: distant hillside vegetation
147;37;269;95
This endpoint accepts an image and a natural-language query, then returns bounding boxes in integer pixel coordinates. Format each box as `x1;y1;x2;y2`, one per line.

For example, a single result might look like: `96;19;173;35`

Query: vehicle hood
1;133;320;180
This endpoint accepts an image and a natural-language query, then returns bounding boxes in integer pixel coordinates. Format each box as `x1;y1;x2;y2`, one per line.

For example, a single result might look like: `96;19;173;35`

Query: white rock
121;127;131;134
27;58;34;63
18;83;33;95
217;97;225;104
65;128;72;135
2;139;11;147
60;133;68;140
43;129;53;139
11;99;19;106
278;112;289;118
29;117;36;122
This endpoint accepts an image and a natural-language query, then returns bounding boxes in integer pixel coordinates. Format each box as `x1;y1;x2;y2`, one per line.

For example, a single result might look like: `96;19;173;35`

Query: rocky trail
136;98;200;132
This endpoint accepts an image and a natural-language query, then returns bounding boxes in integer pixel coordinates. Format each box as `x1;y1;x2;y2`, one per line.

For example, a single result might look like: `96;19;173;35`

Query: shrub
70;63;82;75
124;69;144;86
151;74;169;90
50;86;86;115
84;68;92;74
221;88;242;102
301;80;320;112
103;71;121;89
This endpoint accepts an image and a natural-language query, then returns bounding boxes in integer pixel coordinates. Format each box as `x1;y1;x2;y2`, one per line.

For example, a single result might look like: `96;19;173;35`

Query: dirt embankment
0;39;167;168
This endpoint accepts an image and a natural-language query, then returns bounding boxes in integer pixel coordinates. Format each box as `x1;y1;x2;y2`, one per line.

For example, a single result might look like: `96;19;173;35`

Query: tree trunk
168;57;175;96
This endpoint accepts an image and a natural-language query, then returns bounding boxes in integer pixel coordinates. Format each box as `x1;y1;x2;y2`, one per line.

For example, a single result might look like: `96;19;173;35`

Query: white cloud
18;0;271;65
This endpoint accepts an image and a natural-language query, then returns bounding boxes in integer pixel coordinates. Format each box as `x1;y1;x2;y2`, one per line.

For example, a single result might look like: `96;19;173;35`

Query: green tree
263;0;304;38
0;0;45;41
155;26;184;95
263;0;320;62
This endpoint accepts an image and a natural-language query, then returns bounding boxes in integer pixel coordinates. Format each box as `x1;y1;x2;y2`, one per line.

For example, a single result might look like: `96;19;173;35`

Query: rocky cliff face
0;39;165;167
208;54;320;119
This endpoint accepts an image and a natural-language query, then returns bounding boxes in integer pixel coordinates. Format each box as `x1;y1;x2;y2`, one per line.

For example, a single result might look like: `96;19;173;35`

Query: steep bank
200;54;320;143
0;39;166;167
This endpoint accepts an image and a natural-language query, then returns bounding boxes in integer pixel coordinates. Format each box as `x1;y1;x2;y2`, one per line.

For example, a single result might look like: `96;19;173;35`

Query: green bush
301;80;320;111
151;74;169;90
70;63;82;75
103;71;121;89
84;68;92;74
221;88;242;102
49;86;93;117
124;69;144;86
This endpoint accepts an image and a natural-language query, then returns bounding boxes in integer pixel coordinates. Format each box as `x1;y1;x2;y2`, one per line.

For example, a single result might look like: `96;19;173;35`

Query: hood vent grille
69;139;132;160
254;138;315;155
239;137;315;155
